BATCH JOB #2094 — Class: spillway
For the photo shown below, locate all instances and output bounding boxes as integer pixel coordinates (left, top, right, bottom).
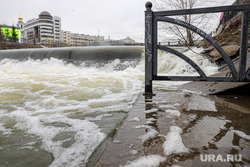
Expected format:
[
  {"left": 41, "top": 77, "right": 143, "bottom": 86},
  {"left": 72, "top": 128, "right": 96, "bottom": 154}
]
[{"left": 0, "top": 46, "right": 144, "bottom": 62}]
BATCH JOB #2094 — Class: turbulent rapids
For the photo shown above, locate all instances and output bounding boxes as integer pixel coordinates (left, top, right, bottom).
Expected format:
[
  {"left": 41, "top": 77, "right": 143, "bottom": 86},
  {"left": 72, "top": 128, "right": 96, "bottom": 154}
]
[{"left": 0, "top": 46, "right": 219, "bottom": 167}]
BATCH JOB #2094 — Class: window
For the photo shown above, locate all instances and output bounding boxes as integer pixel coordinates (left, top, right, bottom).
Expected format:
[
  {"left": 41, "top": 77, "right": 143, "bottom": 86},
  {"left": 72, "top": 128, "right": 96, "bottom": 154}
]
[
  {"left": 41, "top": 28, "right": 52, "bottom": 31},
  {"left": 39, "top": 20, "right": 54, "bottom": 24}
]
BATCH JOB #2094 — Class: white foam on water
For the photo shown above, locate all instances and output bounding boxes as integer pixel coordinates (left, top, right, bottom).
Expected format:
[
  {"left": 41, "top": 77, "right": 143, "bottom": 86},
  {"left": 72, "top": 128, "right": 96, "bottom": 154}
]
[
  {"left": 144, "top": 108, "right": 158, "bottom": 114},
  {"left": 159, "top": 104, "right": 177, "bottom": 110},
  {"left": 165, "top": 109, "right": 181, "bottom": 117},
  {"left": 8, "top": 109, "right": 106, "bottom": 167},
  {"left": 139, "top": 128, "right": 159, "bottom": 142},
  {"left": 189, "top": 114, "right": 197, "bottom": 120},
  {"left": 121, "top": 154, "right": 166, "bottom": 167},
  {"left": 225, "top": 119, "right": 232, "bottom": 123},
  {"left": 146, "top": 118, "right": 156, "bottom": 124},
  {"left": 133, "top": 125, "right": 152, "bottom": 129},
  {"left": 163, "top": 126, "right": 189, "bottom": 156},
  {"left": 232, "top": 130, "right": 250, "bottom": 140},
  {"left": 157, "top": 48, "right": 218, "bottom": 76},
  {"left": 0, "top": 122, "right": 12, "bottom": 135},
  {"left": 154, "top": 48, "right": 218, "bottom": 91},
  {"left": 186, "top": 94, "right": 217, "bottom": 112},
  {"left": 130, "top": 150, "right": 139, "bottom": 155},
  {"left": 86, "top": 113, "right": 113, "bottom": 121},
  {"left": 0, "top": 47, "right": 219, "bottom": 166},
  {"left": 174, "top": 103, "right": 181, "bottom": 107},
  {"left": 0, "top": 58, "right": 144, "bottom": 166},
  {"left": 128, "top": 117, "right": 141, "bottom": 122}
]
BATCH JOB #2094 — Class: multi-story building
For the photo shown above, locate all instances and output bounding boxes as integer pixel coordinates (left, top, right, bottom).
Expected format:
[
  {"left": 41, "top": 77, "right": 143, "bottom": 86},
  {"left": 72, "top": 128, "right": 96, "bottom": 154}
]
[
  {"left": 109, "top": 37, "right": 136, "bottom": 46},
  {"left": 21, "top": 11, "right": 61, "bottom": 44},
  {"left": 61, "top": 30, "right": 104, "bottom": 46},
  {"left": 122, "top": 37, "right": 135, "bottom": 45},
  {"left": 0, "top": 25, "right": 21, "bottom": 42}
]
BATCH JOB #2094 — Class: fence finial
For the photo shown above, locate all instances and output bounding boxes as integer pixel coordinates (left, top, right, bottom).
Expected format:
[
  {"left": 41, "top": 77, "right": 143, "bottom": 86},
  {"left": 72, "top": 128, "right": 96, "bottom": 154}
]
[{"left": 145, "top": 2, "right": 152, "bottom": 11}]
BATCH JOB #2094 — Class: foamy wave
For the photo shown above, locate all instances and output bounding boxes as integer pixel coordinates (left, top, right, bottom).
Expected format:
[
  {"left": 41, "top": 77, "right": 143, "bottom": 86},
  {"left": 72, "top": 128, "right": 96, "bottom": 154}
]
[
  {"left": 157, "top": 47, "right": 218, "bottom": 76},
  {"left": 0, "top": 48, "right": 219, "bottom": 166}
]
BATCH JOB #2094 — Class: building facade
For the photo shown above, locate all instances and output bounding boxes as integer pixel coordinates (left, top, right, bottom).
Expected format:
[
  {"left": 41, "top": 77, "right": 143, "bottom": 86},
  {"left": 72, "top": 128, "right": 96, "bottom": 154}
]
[
  {"left": 109, "top": 37, "right": 136, "bottom": 46},
  {"left": 17, "top": 15, "right": 24, "bottom": 30},
  {"left": 122, "top": 36, "right": 135, "bottom": 45},
  {"left": 21, "top": 11, "right": 61, "bottom": 44},
  {"left": 0, "top": 25, "right": 21, "bottom": 42},
  {"left": 61, "top": 30, "right": 104, "bottom": 46}
]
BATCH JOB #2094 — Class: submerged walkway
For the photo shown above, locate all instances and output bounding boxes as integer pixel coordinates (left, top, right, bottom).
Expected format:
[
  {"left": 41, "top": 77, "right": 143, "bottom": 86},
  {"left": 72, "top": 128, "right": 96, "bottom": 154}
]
[
  {"left": 94, "top": 54, "right": 250, "bottom": 166},
  {"left": 94, "top": 90, "right": 250, "bottom": 167}
]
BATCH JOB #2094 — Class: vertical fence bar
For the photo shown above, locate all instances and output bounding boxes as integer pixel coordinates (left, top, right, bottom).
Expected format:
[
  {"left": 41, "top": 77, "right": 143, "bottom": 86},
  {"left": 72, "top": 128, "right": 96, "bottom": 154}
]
[
  {"left": 153, "top": 15, "right": 158, "bottom": 78},
  {"left": 145, "top": 2, "right": 154, "bottom": 94},
  {"left": 238, "top": 10, "right": 249, "bottom": 81}
]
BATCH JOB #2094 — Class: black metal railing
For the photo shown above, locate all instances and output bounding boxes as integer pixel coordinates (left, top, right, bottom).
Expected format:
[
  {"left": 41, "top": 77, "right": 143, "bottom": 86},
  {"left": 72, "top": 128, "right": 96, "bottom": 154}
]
[
  {"left": 144, "top": 2, "right": 250, "bottom": 94},
  {"left": 220, "top": 0, "right": 245, "bottom": 24}
]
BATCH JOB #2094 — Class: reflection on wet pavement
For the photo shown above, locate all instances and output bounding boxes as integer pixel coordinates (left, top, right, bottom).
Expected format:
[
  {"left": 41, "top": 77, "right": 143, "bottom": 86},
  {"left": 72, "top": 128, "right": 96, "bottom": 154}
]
[{"left": 95, "top": 90, "right": 250, "bottom": 167}]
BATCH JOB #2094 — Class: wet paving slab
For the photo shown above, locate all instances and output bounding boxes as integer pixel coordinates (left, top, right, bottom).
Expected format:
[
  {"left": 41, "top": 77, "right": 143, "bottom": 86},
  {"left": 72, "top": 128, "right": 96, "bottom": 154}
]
[{"left": 94, "top": 90, "right": 250, "bottom": 167}]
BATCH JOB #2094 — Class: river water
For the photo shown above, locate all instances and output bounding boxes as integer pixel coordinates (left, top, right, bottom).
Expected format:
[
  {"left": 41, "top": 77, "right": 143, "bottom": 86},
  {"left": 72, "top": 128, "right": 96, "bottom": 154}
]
[{"left": 0, "top": 47, "right": 232, "bottom": 167}]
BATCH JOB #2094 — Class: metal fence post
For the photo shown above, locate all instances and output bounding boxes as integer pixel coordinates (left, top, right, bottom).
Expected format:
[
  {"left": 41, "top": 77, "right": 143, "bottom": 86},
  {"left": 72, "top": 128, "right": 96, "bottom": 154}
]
[
  {"left": 238, "top": 10, "right": 249, "bottom": 81},
  {"left": 153, "top": 12, "right": 158, "bottom": 78},
  {"left": 145, "top": 2, "right": 154, "bottom": 94}
]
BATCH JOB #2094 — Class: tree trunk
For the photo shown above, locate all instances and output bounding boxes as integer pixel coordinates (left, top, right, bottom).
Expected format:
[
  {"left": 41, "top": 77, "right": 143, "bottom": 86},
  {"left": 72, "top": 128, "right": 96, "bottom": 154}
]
[{"left": 186, "top": 29, "right": 195, "bottom": 46}]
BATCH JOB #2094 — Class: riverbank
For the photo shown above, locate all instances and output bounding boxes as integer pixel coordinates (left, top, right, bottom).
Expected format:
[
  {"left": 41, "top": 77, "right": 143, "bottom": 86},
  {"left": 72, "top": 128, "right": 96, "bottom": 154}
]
[
  {"left": 202, "top": 0, "right": 250, "bottom": 63},
  {"left": 0, "top": 41, "right": 42, "bottom": 50}
]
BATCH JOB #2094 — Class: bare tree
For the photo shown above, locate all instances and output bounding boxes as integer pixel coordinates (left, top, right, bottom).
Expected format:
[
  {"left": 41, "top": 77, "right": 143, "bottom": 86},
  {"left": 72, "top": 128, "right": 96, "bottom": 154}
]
[
  {"left": 152, "top": 0, "right": 224, "bottom": 46},
  {"left": 11, "top": 26, "right": 18, "bottom": 43},
  {"left": 0, "top": 25, "right": 3, "bottom": 44},
  {"left": 0, "top": 26, "right": 3, "bottom": 49}
]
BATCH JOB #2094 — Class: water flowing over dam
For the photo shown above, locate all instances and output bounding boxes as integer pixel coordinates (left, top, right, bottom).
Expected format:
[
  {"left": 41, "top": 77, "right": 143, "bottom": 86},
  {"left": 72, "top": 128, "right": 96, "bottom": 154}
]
[
  {"left": 2, "top": 46, "right": 248, "bottom": 167},
  {"left": 0, "top": 46, "right": 144, "bottom": 63}
]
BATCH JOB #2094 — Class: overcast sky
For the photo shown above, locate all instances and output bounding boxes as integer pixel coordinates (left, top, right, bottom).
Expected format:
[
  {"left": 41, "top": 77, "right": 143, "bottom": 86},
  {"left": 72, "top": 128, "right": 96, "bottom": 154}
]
[{"left": 0, "top": 0, "right": 236, "bottom": 42}]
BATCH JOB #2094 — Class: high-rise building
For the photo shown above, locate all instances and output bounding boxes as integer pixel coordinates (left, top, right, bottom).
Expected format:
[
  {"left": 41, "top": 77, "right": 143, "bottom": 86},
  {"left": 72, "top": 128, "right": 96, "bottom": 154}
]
[{"left": 21, "top": 11, "right": 61, "bottom": 44}]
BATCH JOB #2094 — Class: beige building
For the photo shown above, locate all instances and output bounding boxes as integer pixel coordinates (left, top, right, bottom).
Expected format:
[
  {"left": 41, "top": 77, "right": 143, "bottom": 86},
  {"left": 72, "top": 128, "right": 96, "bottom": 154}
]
[
  {"left": 122, "top": 36, "right": 135, "bottom": 44},
  {"left": 109, "top": 36, "right": 136, "bottom": 45},
  {"left": 61, "top": 30, "right": 104, "bottom": 46}
]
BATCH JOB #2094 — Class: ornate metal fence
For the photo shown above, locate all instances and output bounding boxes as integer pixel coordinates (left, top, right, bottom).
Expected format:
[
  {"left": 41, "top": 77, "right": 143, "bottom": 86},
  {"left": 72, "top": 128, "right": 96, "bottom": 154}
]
[{"left": 144, "top": 2, "right": 250, "bottom": 94}]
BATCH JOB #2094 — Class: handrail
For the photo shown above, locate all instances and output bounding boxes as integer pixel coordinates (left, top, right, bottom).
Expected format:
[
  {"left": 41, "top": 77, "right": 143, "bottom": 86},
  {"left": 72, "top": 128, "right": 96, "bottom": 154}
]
[
  {"left": 144, "top": 2, "right": 250, "bottom": 94},
  {"left": 154, "top": 4, "right": 250, "bottom": 16}
]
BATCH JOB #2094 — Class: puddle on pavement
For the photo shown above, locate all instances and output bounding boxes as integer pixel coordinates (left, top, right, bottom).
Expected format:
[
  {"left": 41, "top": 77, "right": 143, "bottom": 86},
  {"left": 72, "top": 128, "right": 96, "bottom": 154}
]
[
  {"left": 138, "top": 92, "right": 250, "bottom": 167},
  {"left": 94, "top": 90, "right": 250, "bottom": 167}
]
